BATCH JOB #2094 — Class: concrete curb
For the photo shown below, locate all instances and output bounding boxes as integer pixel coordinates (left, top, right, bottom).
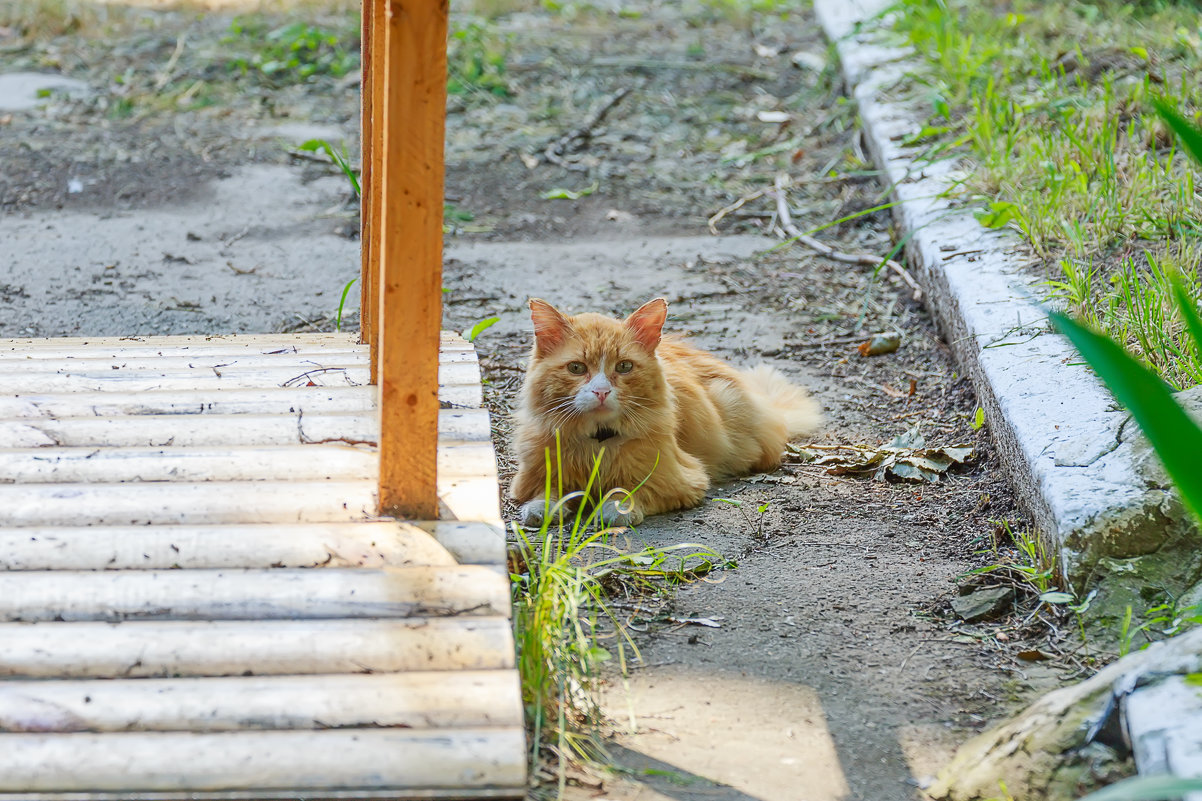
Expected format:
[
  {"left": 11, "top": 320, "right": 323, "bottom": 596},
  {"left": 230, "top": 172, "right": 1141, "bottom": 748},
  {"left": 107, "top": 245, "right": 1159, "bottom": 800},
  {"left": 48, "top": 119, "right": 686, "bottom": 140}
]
[{"left": 812, "top": 0, "right": 1201, "bottom": 621}]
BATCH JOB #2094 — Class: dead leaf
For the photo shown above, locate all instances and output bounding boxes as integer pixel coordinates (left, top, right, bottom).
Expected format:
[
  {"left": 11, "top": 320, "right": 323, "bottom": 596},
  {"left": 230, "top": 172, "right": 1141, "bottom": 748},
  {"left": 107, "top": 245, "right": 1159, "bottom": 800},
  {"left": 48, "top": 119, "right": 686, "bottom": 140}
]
[
  {"left": 857, "top": 331, "right": 901, "bottom": 357},
  {"left": 888, "top": 426, "right": 924, "bottom": 449},
  {"left": 814, "top": 426, "right": 974, "bottom": 482},
  {"left": 668, "top": 616, "right": 723, "bottom": 628},
  {"left": 785, "top": 443, "right": 817, "bottom": 463},
  {"left": 1017, "top": 649, "right": 1052, "bottom": 662}
]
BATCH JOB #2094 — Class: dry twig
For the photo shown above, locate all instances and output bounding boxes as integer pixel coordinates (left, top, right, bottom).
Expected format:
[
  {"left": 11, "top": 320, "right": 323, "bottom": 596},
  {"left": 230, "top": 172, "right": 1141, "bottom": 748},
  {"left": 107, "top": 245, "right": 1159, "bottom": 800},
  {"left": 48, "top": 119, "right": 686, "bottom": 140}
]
[
  {"left": 153, "top": 34, "right": 186, "bottom": 90},
  {"left": 770, "top": 175, "right": 924, "bottom": 301},
  {"left": 543, "top": 86, "right": 632, "bottom": 168},
  {"left": 707, "top": 188, "right": 768, "bottom": 234}
]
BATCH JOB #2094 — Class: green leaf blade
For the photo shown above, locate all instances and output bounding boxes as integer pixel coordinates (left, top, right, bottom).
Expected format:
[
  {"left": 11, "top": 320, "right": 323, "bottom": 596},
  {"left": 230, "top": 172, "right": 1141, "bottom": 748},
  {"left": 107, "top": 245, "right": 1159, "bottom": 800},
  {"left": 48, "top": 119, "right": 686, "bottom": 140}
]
[
  {"left": 1078, "top": 774, "right": 1202, "bottom": 801},
  {"left": 463, "top": 316, "right": 499, "bottom": 343},
  {"left": 1170, "top": 274, "right": 1202, "bottom": 362},
  {"left": 1154, "top": 98, "right": 1202, "bottom": 170},
  {"left": 334, "top": 277, "right": 358, "bottom": 333},
  {"left": 973, "top": 200, "right": 1019, "bottom": 229},
  {"left": 1051, "top": 311, "right": 1202, "bottom": 524}
]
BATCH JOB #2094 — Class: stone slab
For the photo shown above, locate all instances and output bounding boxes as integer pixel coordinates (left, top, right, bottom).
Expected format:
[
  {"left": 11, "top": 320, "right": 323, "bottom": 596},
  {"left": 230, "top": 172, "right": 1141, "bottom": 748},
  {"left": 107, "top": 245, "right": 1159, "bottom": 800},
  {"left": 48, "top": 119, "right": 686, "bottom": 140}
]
[
  {"left": 928, "top": 626, "right": 1202, "bottom": 800},
  {"left": 1125, "top": 674, "right": 1202, "bottom": 793},
  {"left": 813, "top": 0, "right": 1202, "bottom": 623}
]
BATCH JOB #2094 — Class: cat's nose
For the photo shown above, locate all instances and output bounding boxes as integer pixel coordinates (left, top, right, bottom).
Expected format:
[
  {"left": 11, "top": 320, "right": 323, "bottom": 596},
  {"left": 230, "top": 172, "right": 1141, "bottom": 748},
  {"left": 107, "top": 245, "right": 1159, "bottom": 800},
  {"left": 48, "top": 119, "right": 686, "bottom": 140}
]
[{"left": 593, "top": 389, "right": 610, "bottom": 404}]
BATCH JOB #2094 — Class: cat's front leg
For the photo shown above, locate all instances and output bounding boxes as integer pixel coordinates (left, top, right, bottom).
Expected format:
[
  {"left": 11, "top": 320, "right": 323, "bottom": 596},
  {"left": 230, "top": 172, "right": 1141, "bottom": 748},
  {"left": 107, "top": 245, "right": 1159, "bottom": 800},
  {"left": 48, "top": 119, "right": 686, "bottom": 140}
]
[
  {"left": 520, "top": 495, "right": 639, "bottom": 528},
  {"left": 518, "top": 497, "right": 551, "bottom": 529},
  {"left": 599, "top": 497, "right": 644, "bottom": 527},
  {"left": 517, "top": 496, "right": 582, "bottom": 529}
]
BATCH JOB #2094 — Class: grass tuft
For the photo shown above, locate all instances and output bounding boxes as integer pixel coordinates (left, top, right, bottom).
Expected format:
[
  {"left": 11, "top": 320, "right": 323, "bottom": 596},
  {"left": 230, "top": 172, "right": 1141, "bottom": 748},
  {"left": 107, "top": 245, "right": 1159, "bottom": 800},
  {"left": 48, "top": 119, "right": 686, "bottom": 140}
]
[
  {"left": 0, "top": 0, "right": 130, "bottom": 40},
  {"left": 885, "top": 0, "right": 1202, "bottom": 388},
  {"left": 509, "top": 447, "right": 732, "bottom": 791}
]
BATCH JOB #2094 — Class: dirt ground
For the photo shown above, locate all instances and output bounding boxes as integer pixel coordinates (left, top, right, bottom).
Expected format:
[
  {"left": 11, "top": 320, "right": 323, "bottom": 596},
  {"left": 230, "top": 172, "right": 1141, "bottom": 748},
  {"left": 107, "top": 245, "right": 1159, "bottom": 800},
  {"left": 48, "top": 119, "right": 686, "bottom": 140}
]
[{"left": 0, "top": 1, "right": 1081, "bottom": 799}]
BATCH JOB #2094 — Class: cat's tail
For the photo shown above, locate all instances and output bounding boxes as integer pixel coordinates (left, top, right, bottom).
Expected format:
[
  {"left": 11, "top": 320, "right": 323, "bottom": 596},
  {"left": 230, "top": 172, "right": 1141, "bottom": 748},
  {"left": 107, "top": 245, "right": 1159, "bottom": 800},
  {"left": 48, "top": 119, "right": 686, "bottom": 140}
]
[{"left": 742, "top": 364, "right": 822, "bottom": 437}]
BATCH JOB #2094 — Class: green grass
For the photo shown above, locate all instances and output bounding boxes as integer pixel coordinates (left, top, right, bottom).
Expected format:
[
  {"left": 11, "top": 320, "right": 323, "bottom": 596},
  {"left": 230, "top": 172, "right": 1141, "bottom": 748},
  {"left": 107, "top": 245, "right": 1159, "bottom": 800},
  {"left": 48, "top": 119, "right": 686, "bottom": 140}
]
[
  {"left": 692, "top": 0, "right": 803, "bottom": 25},
  {"left": 884, "top": 0, "right": 1202, "bottom": 388},
  {"left": 447, "top": 19, "right": 514, "bottom": 100},
  {"left": 966, "top": 519, "right": 1061, "bottom": 599},
  {"left": 1116, "top": 598, "right": 1202, "bottom": 656},
  {"left": 224, "top": 16, "right": 359, "bottom": 84},
  {"left": 0, "top": 0, "right": 132, "bottom": 40},
  {"left": 510, "top": 448, "right": 732, "bottom": 792}
]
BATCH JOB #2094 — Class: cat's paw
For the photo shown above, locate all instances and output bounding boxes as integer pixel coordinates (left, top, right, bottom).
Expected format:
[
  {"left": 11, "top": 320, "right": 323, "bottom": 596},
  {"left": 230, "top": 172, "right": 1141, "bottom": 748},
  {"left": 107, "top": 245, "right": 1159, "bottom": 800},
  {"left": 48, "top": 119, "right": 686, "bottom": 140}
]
[
  {"left": 518, "top": 499, "right": 548, "bottom": 529},
  {"left": 600, "top": 499, "right": 644, "bottom": 527}
]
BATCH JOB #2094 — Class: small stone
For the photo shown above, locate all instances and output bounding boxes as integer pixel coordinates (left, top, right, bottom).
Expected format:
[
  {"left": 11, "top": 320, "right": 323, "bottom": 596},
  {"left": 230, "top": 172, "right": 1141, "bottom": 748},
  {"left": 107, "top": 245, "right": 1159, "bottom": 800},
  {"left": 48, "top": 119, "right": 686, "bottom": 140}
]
[
  {"left": 951, "top": 586, "right": 1015, "bottom": 623},
  {"left": 791, "top": 51, "right": 827, "bottom": 72}
]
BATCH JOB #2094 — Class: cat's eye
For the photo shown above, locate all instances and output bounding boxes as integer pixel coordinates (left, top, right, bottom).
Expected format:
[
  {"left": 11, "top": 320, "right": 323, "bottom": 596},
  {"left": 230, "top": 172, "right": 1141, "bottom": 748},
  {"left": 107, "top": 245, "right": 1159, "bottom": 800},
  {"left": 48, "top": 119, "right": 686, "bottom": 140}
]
[
  {"left": 566, "top": 361, "right": 587, "bottom": 375},
  {"left": 615, "top": 360, "right": 634, "bottom": 374}
]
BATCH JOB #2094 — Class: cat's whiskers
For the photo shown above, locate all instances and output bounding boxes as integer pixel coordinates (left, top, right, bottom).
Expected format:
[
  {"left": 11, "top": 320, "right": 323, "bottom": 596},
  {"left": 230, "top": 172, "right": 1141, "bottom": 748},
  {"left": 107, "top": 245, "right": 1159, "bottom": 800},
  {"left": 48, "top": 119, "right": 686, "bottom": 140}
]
[
  {"left": 540, "top": 397, "right": 587, "bottom": 435},
  {"left": 611, "top": 396, "right": 664, "bottom": 435}
]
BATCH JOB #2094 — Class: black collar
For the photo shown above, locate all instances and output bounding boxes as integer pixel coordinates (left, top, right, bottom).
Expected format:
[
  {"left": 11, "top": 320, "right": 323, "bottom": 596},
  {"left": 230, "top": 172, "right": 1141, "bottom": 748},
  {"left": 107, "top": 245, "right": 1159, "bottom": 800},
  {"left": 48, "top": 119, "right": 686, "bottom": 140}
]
[{"left": 591, "top": 426, "right": 619, "bottom": 442}]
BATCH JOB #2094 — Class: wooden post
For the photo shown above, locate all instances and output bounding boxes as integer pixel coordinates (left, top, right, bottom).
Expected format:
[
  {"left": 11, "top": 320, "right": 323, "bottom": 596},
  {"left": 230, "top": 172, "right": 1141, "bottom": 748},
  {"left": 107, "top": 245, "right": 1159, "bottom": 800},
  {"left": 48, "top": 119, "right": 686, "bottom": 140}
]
[
  {"left": 375, "top": 0, "right": 447, "bottom": 520},
  {"left": 361, "top": 0, "right": 386, "bottom": 385},
  {"left": 358, "top": 0, "right": 374, "bottom": 351}
]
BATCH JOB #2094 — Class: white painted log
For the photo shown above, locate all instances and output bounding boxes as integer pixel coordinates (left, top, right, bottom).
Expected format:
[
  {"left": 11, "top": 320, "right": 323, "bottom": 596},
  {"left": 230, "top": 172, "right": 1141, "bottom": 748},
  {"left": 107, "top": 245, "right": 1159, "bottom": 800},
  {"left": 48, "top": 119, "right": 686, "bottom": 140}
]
[
  {"left": 440, "top": 409, "right": 494, "bottom": 441},
  {"left": 0, "top": 413, "right": 374, "bottom": 448},
  {"left": 0, "top": 361, "right": 480, "bottom": 393},
  {"left": 416, "top": 521, "right": 507, "bottom": 566},
  {"left": 0, "top": 728, "right": 525, "bottom": 792},
  {"left": 0, "top": 445, "right": 377, "bottom": 483},
  {"left": 0, "top": 409, "right": 490, "bottom": 452},
  {"left": 0, "top": 566, "right": 509, "bottom": 622},
  {"left": 445, "top": 378, "right": 484, "bottom": 409},
  {"left": 0, "top": 522, "right": 461, "bottom": 570},
  {"left": 0, "top": 386, "right": 377, "bottom": 419},
  {"left": 0, "top": 481, "right": 378, "bottom": 526},
  {"left": 438, "top": 442, "right": 504, "bottom": 525},
  {"left": 0, "top": 411, "right": 488, "bottom": 459},
  {"left": 0, "top": 353, "right": 366, "bottom": 372},
  {"left": 0, "top": 365, "right": 480, "bottom": 406},
  {"left": 0, "top": 464, "right": 498, "bottom": 526},
  {"left": 0, "top": 618, "right": 515, "bottom": 677},
  {"left": 0, "top": 364, "right": 371, "bottom": 391},
  {"left": 0, "top": 332, "right": 361, "bottom": 355},
  {"left": 0, "top": 330, "right": 470, "bottom": 356},
  {"left": 0, "top": 671, "right": 522, "bottom": 732},
  {"left": 0, "top": 348, "right": 479, "bottom": 371},
  {"left": 0, "top": 791, "right": 520, "bottom": 800}
]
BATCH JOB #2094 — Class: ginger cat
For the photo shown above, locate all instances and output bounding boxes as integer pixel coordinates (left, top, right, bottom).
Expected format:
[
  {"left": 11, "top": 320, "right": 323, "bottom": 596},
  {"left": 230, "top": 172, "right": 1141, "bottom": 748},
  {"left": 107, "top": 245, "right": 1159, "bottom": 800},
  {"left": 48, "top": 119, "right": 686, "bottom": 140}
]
[{"left": 510, "top": 297, "right": 821, "bottom": 527}]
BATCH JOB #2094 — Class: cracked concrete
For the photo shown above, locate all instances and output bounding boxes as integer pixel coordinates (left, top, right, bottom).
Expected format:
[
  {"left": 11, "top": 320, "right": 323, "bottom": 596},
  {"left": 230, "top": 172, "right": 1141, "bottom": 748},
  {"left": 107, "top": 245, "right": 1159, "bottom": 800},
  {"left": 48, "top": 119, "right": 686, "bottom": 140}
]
[{"left": 814, "top": 0, "right": 1202, "bottom": 624}]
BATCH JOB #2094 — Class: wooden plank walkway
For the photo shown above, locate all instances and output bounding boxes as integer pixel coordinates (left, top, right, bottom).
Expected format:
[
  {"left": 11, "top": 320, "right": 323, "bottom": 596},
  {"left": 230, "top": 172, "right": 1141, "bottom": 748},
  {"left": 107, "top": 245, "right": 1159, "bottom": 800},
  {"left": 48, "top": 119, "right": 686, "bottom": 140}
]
[{"left": 0, "top": 331, "right": 525, "bottom": 800}]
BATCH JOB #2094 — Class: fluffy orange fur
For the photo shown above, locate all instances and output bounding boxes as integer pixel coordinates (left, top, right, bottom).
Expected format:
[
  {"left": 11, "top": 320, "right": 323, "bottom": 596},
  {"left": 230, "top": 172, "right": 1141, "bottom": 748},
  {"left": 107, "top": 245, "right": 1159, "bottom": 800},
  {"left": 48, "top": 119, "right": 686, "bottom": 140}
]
[{"left": 511, "top": 297, "right": 821, "bottom": 526}]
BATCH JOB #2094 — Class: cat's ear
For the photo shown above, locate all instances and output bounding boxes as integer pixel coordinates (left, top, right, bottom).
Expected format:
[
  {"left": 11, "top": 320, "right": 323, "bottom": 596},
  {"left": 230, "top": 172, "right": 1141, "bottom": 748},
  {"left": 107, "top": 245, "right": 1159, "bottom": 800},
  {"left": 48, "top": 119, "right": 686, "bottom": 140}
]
[
  {"left": 529, "top": 298, "right": 572, "bottom": 355},
  {"left": 624, "top": 298, "right": 668, "bottom": 352}
]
